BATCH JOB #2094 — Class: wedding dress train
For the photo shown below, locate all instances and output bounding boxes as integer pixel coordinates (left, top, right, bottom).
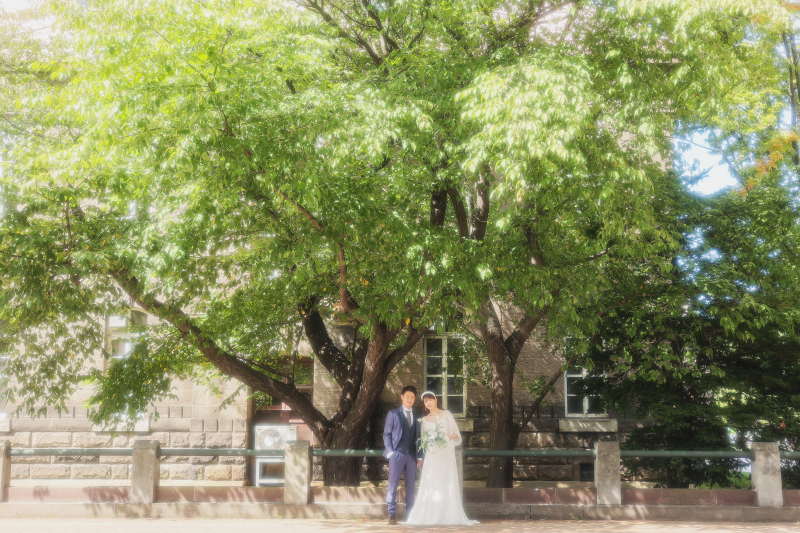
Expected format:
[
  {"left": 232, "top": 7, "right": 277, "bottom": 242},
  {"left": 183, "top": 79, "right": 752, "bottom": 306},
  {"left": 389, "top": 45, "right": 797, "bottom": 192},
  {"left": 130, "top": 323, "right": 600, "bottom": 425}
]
[{"left": 404, "top": 410, "right": 479, "bottom": 526}]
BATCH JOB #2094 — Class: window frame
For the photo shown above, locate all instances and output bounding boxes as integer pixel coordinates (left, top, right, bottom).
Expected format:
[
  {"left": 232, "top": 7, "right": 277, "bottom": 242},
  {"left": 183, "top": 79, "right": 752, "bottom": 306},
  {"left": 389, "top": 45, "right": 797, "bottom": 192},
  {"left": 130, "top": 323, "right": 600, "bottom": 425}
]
[
  {"left": 564, "top": 368, "right": 605, "bottom": 418},
  {"left": 422, "top": 334, "right": 467, "bottom": 417},
  {"left": 104, "top": 308, "right": 149, "bottom": 370}
]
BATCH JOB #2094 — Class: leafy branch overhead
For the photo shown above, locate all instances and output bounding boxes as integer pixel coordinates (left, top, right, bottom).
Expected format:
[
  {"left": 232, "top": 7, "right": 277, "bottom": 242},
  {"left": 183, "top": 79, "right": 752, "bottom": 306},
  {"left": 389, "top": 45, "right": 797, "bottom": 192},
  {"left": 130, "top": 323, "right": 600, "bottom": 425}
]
[{"left": 1, "top": 0, "right": 797, "bottom": 489}]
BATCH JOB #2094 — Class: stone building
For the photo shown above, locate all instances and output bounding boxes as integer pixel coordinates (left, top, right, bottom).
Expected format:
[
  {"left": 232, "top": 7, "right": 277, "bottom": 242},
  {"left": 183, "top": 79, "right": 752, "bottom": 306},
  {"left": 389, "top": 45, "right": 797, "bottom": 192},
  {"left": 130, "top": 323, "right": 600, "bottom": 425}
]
[
  {"left": 0, "top": 304, "right": 253, "bottom": 486},
  {"left": 0, "top": 302, "right": 639, "bottom": 487},
  {"left": 314, "top": 319, "right": 642, "bottom": 485}
]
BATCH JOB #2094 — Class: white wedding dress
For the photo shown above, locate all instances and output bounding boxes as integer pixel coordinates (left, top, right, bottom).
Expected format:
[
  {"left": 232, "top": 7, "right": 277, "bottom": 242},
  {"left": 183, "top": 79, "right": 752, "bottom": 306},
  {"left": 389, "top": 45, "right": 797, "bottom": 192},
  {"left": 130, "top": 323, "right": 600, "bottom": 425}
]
[{"left": 404, "top": 410, "right": 479, "bottom": 526}]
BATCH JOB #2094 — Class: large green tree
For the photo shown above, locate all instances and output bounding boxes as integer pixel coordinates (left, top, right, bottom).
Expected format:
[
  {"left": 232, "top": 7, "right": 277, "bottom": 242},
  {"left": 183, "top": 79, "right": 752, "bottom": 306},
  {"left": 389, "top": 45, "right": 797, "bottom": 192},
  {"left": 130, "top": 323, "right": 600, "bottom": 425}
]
[
  {"left": 578, "top": 179, "right": 800, "bottom": 487},
  {"left": 0, "top": 0, "right": 452, "bottom": 486},
  {"left": 0, "top": 0, "right": 792, "bottom": 489},
  {"left": 576, "top": 7, "right": 800, "bottom": 487}
]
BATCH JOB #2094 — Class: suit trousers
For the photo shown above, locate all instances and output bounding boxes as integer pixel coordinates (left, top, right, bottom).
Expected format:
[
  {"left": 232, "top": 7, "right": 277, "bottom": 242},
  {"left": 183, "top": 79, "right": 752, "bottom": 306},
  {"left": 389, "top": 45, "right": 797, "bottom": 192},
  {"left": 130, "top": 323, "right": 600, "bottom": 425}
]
[{"left": 386, "top": 450, "right": 417, "bottom": 517}]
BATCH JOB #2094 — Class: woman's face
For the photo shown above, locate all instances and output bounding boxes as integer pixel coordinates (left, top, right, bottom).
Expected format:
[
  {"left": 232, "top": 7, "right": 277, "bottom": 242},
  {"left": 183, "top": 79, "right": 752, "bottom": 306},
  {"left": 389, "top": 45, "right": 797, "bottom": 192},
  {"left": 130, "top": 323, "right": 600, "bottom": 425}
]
[{"left": 423, "top": 396, "right": 436, "bottom": 410}]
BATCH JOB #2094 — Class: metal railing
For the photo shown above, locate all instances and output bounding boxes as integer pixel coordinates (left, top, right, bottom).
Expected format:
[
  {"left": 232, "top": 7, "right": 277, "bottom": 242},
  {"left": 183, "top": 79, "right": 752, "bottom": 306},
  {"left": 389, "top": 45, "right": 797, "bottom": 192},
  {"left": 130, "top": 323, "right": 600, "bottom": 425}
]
[
  {"left": 11, "top": 448, "right": 134, "bottom": 456},
  {"left": 7, "top": 447, "right": 800, "bottom": 460}
]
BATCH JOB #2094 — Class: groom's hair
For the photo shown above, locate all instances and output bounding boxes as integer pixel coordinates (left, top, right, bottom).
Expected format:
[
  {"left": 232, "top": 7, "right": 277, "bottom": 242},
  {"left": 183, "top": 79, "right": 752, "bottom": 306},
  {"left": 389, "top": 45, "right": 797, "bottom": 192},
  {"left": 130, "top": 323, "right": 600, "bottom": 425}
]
[{"left": 401, "top": 385, "right": 417, "bottom": 397}]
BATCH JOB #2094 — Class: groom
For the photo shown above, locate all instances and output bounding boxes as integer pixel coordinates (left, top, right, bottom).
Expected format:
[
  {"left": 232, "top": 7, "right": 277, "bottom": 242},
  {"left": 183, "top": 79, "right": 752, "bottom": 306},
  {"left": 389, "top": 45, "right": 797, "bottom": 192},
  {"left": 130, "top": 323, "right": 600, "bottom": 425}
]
[{"left": 383, "top": 385, "right": 422, "bottom": 525}]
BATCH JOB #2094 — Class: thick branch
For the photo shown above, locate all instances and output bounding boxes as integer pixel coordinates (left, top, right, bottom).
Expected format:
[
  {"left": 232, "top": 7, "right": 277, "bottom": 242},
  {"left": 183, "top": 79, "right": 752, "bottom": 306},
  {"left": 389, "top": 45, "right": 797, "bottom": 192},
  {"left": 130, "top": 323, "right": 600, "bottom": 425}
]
[
  {"left": 515, "top": 348, "right": 582, "bottom": 434},
  {"left": 470, "top": 166, "right": 491, "bottom": 241},
  {"left": 358, "top": 0, "right": 400, "bottom": 52},
  {"left": 279, "top": 190, "right": 358, "bottom": 313},
  {"left": 784, "top": 33, "right": 800, "bottom": 170},
  {"left": 300, "top": 0, "right": 384, "bottom": 66},
  {"left": 525, "top": 223, "right": 546, "bottom": 268},
  {"left": 331, "top": 338, "right": 369, "bottom": 425},
  {"left": 109, "top": 268, "right": 331, "bottom": 435},
  {"left": 447, "top": 186, "right": 469, "bottom": 238},
  {"left": 480, "top": 299, "right": 505, "bottom": 348},
  {"left": 382, "top": 327, "right": 427, "bottom": 380},
  {"left": 430, "top": 189, "right": 448, "bottom": 227},
  {"left": 504, "top": 307, "right": 550, "bottom": 362},
  {"left": 299, "top": 304, "right": 351, "bottom": 387}
]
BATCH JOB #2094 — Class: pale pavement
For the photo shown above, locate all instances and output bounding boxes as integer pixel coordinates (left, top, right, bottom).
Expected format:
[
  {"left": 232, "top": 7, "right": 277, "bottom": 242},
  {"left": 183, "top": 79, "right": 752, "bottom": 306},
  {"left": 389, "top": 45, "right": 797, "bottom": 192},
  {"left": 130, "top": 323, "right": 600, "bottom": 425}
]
[{"left": 0, "top": 519, "right": 798, "bottom": 532}]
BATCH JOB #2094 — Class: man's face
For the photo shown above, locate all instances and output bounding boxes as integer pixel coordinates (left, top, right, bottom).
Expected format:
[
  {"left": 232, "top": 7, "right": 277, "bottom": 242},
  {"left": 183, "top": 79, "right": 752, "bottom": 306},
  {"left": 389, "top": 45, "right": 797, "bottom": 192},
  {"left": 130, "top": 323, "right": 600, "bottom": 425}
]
[{"left": 400, "top": 391, "right": 416, "bottom": 409}]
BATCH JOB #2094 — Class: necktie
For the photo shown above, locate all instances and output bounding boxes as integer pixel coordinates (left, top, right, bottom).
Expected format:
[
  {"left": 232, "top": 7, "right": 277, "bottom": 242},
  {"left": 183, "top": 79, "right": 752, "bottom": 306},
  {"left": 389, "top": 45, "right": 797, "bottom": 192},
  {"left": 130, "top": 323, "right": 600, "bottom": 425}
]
[{"left": 406, "top": 410, "right": 412, "bottom": 427}]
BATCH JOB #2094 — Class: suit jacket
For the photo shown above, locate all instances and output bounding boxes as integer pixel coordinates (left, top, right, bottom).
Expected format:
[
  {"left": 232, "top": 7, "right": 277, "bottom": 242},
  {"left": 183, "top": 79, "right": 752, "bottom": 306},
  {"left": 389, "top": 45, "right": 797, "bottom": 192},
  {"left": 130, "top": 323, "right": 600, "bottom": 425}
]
[{"left": 383, "top": 407, "right": 422, "bottom": 460}]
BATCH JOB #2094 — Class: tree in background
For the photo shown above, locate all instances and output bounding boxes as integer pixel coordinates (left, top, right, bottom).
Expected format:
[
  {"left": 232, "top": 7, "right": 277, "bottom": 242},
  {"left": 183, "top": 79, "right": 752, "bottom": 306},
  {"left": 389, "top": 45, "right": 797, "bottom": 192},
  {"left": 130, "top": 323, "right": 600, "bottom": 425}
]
[
  {"left": 1, "top": 0, "right": 795, "bottom": 490},
  {"left": 578, "top": 28, "right": 800, "bottom": 483},
  {"left": 0, "top": 0, "right": 455, "bottom": 486}
]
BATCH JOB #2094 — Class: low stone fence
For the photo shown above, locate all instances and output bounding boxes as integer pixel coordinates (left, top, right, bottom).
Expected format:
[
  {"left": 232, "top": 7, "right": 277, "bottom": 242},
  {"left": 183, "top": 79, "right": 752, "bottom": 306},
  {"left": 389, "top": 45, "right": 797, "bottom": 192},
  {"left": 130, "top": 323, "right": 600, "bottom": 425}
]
[{"left": 2, "top": 440, "right": 799, "bottom": 521}]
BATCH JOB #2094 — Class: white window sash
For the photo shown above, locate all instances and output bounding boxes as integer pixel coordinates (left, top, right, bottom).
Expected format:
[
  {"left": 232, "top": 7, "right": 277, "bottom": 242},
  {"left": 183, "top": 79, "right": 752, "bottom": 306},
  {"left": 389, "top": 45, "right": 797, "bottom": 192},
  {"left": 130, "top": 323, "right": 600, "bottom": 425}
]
[{"left": 423, "top": 335, "right": 467, "bottom": 416}]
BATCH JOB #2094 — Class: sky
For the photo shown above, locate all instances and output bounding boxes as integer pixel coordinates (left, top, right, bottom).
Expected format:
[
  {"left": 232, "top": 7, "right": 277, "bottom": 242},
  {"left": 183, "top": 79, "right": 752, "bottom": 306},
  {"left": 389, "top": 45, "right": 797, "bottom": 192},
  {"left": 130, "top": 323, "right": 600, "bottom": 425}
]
[{"left": 681, "top": 136, "right": 739, "bottom": 196}]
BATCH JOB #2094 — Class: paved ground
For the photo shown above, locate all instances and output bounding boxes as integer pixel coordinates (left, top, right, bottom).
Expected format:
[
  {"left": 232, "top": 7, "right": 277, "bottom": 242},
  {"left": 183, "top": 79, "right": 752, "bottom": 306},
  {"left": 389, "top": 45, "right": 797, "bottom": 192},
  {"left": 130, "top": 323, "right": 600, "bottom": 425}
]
[{"left": 0, "top": 519, "right": 798, "bottom": 532}]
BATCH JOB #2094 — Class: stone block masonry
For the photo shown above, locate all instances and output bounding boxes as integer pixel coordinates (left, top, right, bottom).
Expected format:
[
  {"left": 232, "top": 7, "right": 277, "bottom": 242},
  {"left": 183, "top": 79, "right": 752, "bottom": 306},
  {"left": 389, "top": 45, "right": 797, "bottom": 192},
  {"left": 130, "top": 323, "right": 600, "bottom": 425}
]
[{"left": 0, "top": 377, "right": 252, "bottom": 484}]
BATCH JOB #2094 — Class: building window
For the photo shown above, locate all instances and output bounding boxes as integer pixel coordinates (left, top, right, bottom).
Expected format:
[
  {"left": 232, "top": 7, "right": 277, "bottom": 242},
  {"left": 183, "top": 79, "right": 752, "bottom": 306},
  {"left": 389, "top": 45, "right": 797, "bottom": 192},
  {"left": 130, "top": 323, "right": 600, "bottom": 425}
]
[
  {"left": 106, "top": 309, "right": 148, "bottom": 361},
  {"left": 423, "top": 336, "right": 466, "bottom": 416},
  {"left": 564, "top": 368, "right": 603, "bottom": 417}
]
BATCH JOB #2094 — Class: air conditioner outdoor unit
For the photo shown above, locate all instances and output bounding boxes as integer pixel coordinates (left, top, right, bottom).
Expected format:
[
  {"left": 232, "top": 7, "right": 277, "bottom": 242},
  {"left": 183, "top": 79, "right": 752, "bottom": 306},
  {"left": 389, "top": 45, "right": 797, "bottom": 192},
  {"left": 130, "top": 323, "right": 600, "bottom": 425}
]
[{"left": 253, "top": 424, "right": 297, "bottom": 486}]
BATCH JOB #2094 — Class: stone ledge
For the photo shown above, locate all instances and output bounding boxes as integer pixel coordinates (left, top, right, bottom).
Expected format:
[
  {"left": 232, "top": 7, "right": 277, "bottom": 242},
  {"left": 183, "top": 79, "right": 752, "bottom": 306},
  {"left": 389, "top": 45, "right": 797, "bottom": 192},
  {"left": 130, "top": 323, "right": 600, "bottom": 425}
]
[
  {"left": 92, "top": 420, "right": 150, "bottom": 433},
  {"left": 559, "top": 419, "right": 618, "bottom": 432}
]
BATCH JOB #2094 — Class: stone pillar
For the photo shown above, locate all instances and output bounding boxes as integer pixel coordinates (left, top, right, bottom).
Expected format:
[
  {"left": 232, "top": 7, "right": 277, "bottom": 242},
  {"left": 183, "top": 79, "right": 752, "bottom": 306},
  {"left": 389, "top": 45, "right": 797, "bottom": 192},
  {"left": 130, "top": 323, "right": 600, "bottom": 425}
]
[
  {"left": 594, "top": 440, "right": 621, "bottom": 505},
  {"left": 284, "top": 441, "right": 311, "bottom": 505},
  {"left": 752, "top": 442, "right": 783, "bottom": 507},
  {"left": 0, "top": 440, "right": 10, "bottom": 503},
  {"left": 131, "top": 440, "right": 160, "bottom": 504}
]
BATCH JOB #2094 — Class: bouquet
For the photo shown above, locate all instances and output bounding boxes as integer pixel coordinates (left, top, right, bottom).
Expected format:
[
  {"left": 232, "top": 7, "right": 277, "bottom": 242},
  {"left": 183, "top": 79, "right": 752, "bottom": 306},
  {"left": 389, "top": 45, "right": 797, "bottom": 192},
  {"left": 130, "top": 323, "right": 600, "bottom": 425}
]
[{"left": 417, "top": 421, "right": 448, "bottom": 454}]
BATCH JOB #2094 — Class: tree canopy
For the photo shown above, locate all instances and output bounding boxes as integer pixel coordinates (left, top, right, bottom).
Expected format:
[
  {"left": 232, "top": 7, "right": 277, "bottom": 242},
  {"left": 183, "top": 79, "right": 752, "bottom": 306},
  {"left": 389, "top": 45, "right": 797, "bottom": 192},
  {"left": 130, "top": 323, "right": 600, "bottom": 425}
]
[{"left": 0, "top": 0, "right": 797, "bottom": 488}]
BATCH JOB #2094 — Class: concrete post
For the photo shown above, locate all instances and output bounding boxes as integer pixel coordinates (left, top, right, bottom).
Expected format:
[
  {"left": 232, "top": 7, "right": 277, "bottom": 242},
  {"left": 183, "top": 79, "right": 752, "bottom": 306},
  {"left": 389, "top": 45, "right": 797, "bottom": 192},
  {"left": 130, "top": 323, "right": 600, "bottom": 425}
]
[
  {"left": 284, "top": 441, "right": 311, "bottom": 504},
  {"left": 0, "top": 440, "right": 10, "bottom": 502},
  {"left": 594, "top": 440, "right": 621, "bottom": 505},
  {"left": 130, "top": 440, "right": 160, "bottom": 504},
  {"left": 752, "top": 442, "right": 783, "bottom": 507}
]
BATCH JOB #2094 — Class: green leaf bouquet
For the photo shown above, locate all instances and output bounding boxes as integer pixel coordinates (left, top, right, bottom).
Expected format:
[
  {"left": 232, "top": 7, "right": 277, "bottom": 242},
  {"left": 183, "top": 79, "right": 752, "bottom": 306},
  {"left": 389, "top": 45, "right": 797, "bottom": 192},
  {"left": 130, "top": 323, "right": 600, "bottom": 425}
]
[{"left": 417, "top": 421, "right": 448, "bottom": 454}]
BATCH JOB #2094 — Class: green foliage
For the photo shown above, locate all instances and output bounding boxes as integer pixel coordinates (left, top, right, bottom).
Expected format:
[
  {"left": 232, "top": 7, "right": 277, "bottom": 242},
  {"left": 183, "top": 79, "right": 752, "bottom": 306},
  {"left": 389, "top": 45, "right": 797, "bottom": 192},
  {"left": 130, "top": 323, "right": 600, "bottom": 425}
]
[
  {"left": 1, "top": 0, "right": 796, "bottom": 439},
  {"left": 577, "top": 180, "right": 800, "bottom": 487}
]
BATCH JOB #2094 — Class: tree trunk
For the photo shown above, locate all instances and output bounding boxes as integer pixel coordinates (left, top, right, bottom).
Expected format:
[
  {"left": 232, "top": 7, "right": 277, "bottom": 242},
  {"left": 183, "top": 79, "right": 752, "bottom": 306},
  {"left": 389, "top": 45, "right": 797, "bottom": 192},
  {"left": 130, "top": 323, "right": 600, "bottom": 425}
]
[
  {"left": 321, "top": 426, "right": 370, "bottom": 486},
  {"left": 485, "top": 336, "right": 516, "bottom": 488},
  {"left": 318, "top": 324, "right": 396, "bottom": 486}
]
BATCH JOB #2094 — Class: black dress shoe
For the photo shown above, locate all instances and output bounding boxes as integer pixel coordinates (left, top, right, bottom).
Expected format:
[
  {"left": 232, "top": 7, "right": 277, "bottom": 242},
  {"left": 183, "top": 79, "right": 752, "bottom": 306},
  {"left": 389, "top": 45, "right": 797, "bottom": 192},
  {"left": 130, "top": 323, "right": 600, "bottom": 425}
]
[{"left": 388, "top": 516, "right": 398, "bottom": 525}]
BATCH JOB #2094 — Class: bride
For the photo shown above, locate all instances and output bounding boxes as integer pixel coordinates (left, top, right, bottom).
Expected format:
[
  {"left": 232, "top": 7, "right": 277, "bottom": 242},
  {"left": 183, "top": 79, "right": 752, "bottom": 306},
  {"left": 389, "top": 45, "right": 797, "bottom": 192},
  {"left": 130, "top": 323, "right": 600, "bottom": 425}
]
[{"left": 405, "top": 391, "right": 479, "bottom": 526}]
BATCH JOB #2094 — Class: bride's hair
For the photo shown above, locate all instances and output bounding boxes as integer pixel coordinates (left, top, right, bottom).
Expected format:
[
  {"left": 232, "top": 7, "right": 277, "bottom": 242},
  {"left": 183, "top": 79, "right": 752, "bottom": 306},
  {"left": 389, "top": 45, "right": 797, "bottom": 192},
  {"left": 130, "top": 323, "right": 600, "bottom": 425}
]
[{"left": 422, "top": 395, "right": 442, "bottom": 416}]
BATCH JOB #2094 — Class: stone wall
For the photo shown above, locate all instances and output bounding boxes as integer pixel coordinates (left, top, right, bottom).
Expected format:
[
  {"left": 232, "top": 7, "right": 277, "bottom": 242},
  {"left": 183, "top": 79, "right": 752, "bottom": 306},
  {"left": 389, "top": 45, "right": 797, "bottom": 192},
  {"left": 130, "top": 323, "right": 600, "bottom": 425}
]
[{"left": 0, "top": 378, "right": 250, "bottom": 484}]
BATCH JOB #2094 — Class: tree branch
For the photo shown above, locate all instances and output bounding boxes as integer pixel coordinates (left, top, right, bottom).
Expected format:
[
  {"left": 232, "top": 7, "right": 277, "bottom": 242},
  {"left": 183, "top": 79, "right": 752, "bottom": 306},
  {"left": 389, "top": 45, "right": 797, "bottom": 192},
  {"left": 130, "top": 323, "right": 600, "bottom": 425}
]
[
  {"left": 109, "top": 268, "right": 331, "bottom": 435},
  {"left": 299, "top": 0, "right": 384, "bottom": 66},
  {"left": 504, "top": 307, "right": 550, "bottom": 362},
  {"left": 430, "top": 189, "right": 448, "bottom": 227},
  {"left": 515, "top": 347, "right": 582, "bottom": 434},
  {"left": 525, "top": 222, "right": 546, "bottom": 268},
  {"left": 331, "top": 337, "right": 369, "bottom": 425},
  {"left": 470, "top": 166, "right": 491, "bottom": 241},
  {"left": 447, "top": 186, "right": 469, "bottom": 238},
  {"left": 299, "top": 302, "right": 351, "bottom": 387},
  {"left": 382, "top": 327, "right": 427, "bottom": 380},
  {"left": 278, "top": 189, "right": 358, "bottom": 313}
]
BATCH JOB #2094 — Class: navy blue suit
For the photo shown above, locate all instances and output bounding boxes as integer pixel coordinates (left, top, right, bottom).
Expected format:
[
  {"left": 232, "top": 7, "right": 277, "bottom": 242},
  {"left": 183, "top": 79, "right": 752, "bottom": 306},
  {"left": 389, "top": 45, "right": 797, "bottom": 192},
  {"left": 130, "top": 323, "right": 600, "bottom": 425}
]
[{"left": 383, "top": 407, "right": 420, "bottom": 517}]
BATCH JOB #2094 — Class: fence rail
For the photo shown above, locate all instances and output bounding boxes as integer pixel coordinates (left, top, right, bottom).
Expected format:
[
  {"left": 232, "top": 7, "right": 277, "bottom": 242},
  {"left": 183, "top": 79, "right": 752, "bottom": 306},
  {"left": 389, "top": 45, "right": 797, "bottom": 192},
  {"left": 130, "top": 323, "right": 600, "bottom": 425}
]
[
  {"left": 10, "top": 448, "right": 134, "bottom": 456},
  {"left": 6, "top": 447, "right": 800, "bottom": 459},
  {"left": 0, "top": 440, "right": 794, "bottom": 508}
]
